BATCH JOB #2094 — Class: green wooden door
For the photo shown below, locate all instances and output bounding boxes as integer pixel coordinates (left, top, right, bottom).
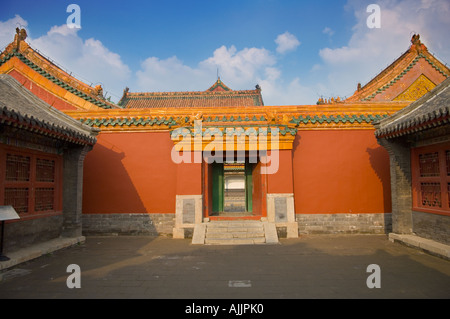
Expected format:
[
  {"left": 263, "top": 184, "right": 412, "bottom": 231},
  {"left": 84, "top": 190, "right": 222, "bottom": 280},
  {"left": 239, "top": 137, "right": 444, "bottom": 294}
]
[
  {"left": 212, "top": 162, "right": 224, "bottom": 213},
  {"left": 245, "top": 162, "right": 253, "bottom": 213}
]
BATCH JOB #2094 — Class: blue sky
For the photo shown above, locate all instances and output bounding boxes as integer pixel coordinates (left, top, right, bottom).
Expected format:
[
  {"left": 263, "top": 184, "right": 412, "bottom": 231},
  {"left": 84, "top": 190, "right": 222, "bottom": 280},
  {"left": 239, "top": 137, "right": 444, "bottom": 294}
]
[{"left": 1, "top": 0, "right": 449, "bottom": 105}]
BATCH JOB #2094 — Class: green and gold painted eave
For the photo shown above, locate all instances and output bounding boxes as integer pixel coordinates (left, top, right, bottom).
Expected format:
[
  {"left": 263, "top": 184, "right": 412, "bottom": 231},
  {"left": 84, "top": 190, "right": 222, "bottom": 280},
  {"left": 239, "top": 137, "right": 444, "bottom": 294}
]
[
  {"left": 66, "top": 103, "right": 407, "bottom": 127},
  {"left": 65, "top": 102, "right": 408, "bottom": 150}
]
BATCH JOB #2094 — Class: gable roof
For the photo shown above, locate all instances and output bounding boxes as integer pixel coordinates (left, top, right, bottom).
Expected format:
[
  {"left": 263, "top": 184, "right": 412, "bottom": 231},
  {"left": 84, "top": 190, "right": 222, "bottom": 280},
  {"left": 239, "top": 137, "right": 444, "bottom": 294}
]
[
  {"left": 0, "top": 74, "right": 98, "bottom": 145},
  {"left": 117, "top": 78, "right": 264, "bottom": 109},
  {"left": 374, "top": 76, "right": 450, "bottom": 139},
  {"left": 0, "top": 28, "right": 120, "bottom": 111},
  {"left": 345, "top": 34, "right": 450, "bottom": 103}
]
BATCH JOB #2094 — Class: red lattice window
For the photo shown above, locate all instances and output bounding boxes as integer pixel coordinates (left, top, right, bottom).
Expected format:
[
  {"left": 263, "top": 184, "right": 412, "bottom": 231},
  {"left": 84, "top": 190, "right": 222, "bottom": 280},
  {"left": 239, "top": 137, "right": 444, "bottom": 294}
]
[
  {"left": 420, "top": 182, "right": 441, "bottom": 207},
  {"left": 0, "top": 145, "right": 62, "bottom": 216},
  {"left": 448, "top": 183, "right": 450, "bottom": 208},
  {"left": 4, "top": 188, "right": 29, "bottom": 213},
  {"left": 412, "top": 142, "right": 450, "bottom": 216},
  {"left": 446, "top": 151, "right": 450, "bottom": 176},
  {"left": 36, "top": 159, "right": 55, "bottom": 182},
  {"left": 35, "top": 188, "right": 55, "bottom": 211},
  {"left": 419, "top": 152, "right": 440, "bottom": 177},
  {"left": 6, "top": 154, "right": 30, "bottom": 181}
]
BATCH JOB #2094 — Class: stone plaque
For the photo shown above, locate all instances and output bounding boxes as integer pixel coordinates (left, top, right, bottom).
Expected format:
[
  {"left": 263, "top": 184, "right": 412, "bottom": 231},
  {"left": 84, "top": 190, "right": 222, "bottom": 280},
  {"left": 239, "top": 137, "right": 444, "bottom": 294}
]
[
  {"left": 182, "top": 199, "right": 195, "bottom": 224},
  {"left": 274, "top": 197, "right": 287, "bottom": 222}
]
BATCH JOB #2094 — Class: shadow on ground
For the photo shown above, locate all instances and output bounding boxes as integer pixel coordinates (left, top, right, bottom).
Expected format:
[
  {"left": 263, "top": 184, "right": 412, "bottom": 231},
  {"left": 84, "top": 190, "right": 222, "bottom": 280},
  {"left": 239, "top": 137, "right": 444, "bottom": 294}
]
[{"left": 0, "top": 235, "right": 449, "bottom": 299}]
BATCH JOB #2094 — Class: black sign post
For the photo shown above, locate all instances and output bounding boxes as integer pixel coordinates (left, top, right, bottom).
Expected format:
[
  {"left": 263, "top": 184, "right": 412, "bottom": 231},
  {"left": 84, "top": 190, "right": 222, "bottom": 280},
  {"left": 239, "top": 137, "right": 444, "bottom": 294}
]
[{"left": 0, "top": 206, "right": 20, "bottom": 262}]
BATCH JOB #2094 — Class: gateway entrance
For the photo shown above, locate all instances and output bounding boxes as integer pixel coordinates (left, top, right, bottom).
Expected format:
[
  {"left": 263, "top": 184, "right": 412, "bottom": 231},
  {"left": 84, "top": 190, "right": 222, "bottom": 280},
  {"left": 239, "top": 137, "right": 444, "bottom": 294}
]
[
  {"left": 207, "top": 156, "right": 265, "bottom": 219},
  {"left": 212, "top": 161, "right": 252, "bottom": 215}
]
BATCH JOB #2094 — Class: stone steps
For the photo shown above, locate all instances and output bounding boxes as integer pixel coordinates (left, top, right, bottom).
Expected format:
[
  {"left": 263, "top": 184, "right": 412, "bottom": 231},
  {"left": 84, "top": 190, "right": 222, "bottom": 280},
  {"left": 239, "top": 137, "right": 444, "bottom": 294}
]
[{"left": 193, "top": 220, "right": 278, "bottom": 245}]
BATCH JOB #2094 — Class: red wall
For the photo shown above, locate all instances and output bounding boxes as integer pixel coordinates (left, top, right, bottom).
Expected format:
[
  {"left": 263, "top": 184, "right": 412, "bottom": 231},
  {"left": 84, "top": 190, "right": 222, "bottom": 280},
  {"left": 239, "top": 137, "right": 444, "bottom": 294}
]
[
  {"left": 292, "top": 130, "right": 391, "bottom": 214},
  {"left": 267, "top": 149, "right": 294, "bottom": 194},
  {"left": 176, "top": 152, "right": 202, "bottom": 196},
  {"left": 82, "top": 131, "right": 178, "bottom": 214},
  {"left": 82, "top": 129, "right": 392, "bottom": 216}
]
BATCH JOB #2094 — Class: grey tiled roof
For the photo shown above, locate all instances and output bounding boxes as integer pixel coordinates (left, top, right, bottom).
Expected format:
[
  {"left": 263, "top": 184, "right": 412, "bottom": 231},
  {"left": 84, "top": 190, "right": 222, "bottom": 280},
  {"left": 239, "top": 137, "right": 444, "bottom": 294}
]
[
  {"left": 0, "top": 74, "right": 98, "bottom": 145},
  {"left": 374, "top": 77, "right": 450, "bottom": 139}
]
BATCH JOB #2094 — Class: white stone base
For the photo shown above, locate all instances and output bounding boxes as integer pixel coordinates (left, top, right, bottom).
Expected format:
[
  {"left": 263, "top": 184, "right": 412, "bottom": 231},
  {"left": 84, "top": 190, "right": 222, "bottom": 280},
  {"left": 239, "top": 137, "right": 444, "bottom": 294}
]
[
  {"left": 173, "top": 195, "right": 203, "bottom": 239},
  {"left": 266, "top": 193, "right": 298, "bottom": 238}
]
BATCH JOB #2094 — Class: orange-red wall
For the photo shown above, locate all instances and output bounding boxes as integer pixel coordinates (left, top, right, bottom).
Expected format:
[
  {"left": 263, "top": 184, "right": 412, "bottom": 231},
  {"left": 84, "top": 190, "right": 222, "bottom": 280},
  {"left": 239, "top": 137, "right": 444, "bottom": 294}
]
[
  {"left": 82, "top": 130, "right": 391, "bottom": 216},
  {"left": 82, "top": 131, "right": 178, "bottom": 214},
  {"left": 176, "top": 152, "right": 202, "bottom": 196},
  {"left": 267, "top": 149, "right": 294, "bottom": 194},
  {"left": 292, "top": 130, "right": 391, "bottom": 214}
]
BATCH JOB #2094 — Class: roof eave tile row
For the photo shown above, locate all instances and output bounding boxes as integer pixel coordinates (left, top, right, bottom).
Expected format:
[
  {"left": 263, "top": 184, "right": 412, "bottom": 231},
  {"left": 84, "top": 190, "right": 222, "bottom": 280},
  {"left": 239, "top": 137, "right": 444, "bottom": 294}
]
[
  {"left": 375, "top": 78, "right": 450, "bottom": 139},
  {"left": 0, "top": 105, "right": 97, "bottom": 145},
  {"left": 375, "top": 110, "right": 450, "bottom": 139}
]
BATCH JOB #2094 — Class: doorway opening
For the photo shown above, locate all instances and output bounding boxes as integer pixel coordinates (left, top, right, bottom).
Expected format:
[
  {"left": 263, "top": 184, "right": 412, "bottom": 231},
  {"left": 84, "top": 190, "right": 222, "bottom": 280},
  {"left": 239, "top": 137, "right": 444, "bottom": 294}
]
[{"left": 207, "top": 155, "right": 265, "bottom": 219}]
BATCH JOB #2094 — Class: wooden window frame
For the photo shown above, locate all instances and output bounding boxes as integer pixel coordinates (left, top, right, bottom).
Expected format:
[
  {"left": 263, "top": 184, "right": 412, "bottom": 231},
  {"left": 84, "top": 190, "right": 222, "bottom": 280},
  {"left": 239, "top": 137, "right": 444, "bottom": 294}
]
[
  {"left": 412, "top": 141, "right": 450, "bottom": 216},
  {"left": 0, "top": 144, "right": 63, "bottom": 219}
]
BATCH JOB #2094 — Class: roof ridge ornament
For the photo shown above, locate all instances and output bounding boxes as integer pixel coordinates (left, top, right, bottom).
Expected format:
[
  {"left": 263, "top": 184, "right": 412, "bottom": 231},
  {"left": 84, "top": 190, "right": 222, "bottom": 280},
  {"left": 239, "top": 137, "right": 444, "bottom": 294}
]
[
  {"left": 14, "top": 27, "right": 27, "bottom": 50},
  {"left": 410, "top": 34, "right": 427, "bottom": 53}
]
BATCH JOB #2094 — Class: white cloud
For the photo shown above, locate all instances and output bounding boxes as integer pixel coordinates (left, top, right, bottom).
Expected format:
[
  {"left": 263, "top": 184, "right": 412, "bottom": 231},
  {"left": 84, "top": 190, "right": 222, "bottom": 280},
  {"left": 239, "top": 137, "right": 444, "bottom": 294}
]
[
  {"left": 275, "top": 32, "right": 301, "bottom": 54},
  {"left": 17, "top": 23, "right": 131, "bottom": 102},
  {"left": 201, "top": 45, "right": 276, "bottom": 87},
  {"left": 318, "top": 0, "right": 450, "bottom": 98},
  {"left": 322, "top": 27, "right": 335, "bottom": 36},
  {"left": 0, "top": 15, "right": 28, "bottom": 50},
  {"left": 133, "top": 43, "right": 321, "bottom": 105},
  {"left": 135, "top": 45, "right": 277, "bottom": 94},
  {"left": 258, "top": 76, "right": 318, "bottom": 106},
  {"left": 136, "top": 56, "right": 209, "bottom": 92},
  {"left": 3, "top": 1, "right": 449, "bottom": 106}
]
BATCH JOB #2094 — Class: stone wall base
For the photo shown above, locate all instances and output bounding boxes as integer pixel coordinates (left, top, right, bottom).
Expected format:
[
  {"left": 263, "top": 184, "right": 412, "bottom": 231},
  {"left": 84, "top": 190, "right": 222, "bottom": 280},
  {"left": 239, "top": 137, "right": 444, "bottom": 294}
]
[
  {"left": 81, "top": 213, "right": 392, "bottom": 237},
  {"left": 82, "top": 213, "right": 175, "bottom": 236},
  {"left": 297, "top": 213, "right": 392, "bottom": 234},
  {"left": 3, "top": 214, "right": 63, "bottom": 253},
  {"left": 412, "top": 211, "right": 450, "bottom": 245}
]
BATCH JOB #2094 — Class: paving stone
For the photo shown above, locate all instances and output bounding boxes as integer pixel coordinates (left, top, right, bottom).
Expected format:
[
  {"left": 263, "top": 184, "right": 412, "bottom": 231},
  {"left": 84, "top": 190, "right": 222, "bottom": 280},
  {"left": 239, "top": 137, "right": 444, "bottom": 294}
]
[{"left": 1, "top": 235, "right": 449, "bottom": 300}]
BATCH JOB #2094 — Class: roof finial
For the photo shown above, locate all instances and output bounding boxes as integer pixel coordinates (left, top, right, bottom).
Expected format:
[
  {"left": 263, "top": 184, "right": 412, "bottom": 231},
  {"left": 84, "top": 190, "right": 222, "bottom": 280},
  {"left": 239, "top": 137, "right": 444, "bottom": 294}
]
[
  {"left": 14, "top": 27, "right": 27, "bottom": 50},
  {"left": 410, "top": 33, "right": 427, "bottom": 53},
  {"left": 411, "top": 34, "right": 421, "bottom": 46}
]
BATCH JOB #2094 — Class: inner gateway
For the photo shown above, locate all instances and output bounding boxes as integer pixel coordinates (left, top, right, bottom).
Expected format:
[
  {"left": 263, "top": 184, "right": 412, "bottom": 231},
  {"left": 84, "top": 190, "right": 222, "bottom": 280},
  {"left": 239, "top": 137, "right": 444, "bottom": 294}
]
[
  {"left": 224, "top": 162, "right": 246, "bottom": 213},
  {"left": 211, "top": 159, "right": 255, "bottom": 216}
]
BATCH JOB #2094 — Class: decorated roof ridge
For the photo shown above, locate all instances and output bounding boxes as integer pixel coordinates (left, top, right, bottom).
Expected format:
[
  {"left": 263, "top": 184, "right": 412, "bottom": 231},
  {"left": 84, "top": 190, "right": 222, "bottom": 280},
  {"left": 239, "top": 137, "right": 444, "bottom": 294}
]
[
  {"left": 0, "top": 28, "right": 120, "bottom": 110},
  {"left": 0, "top": 74, "right": 98, "bottom": 145},
  {"left": 120, "top": 80, "right": 260, "bottom": 98},
  {"left": 117, "top": 78, "right": 264, "bottom": 108},
  {"left": 64, "top": 100, "right": 409, "bottom": 119},
  {"left": 123, "top": 89, "right": 262, "bottom": 97},
  {"left": 207, "top": 77, "right": 231, "bottom": 92},
  {"left": 345, "top": 34, "right": 450, "bottom": 103},
  {"left": 374, "top": 76, "right": 450, "bottom": 139}
]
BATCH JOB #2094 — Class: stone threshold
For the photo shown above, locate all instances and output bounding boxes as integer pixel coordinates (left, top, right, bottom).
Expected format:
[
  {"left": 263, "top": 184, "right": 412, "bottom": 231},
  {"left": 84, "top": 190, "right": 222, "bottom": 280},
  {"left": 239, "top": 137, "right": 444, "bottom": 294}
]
[
  {"left": 0, "top": 236, "right": 85, "bottom": 274},
  {"left": 389, "top": 233, "right": 450, "bottom": 260}
]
